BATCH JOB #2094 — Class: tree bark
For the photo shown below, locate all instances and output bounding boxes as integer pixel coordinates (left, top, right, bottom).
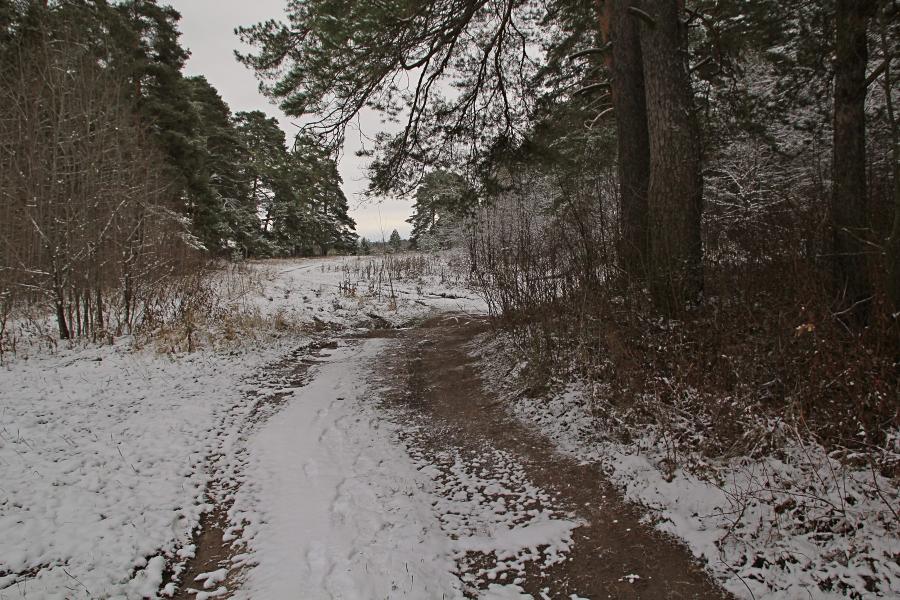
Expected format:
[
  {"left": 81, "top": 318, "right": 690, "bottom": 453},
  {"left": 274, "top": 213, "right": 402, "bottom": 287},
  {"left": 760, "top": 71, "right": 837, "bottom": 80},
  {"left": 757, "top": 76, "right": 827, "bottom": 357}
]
[
  {"left": 53, "top": 265, "right": 70, "bottom": 340},
  {"left": 599, "top": 0, "right": 651, "bottom": 285},
  {"left": 888, "top": 171, "right": 900, "bottom": 314},
  {"left": 832, "top": 0, "right": 875, "bottom": 324},
  {"left": 636, "top": 0, "right": 703, "bottom": 312},
  {"left": 873, "top": 6, "right": 899, "bottom": 315}
]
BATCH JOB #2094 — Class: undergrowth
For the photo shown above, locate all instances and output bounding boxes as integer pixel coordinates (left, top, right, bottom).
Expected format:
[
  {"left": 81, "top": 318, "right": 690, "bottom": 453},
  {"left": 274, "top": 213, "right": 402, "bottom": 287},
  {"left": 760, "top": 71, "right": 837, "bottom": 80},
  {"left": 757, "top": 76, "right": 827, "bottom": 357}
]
[{"left": 490, "top": 267, "right": 899, "bottom": 475}]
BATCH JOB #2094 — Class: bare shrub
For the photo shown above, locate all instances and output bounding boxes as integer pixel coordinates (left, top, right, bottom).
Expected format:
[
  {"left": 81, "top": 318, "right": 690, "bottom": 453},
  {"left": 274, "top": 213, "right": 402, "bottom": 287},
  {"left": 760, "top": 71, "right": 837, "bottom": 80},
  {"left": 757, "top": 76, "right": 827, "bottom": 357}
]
[{"left": 0, "top": 21, "right": 200, "bottom": 343}]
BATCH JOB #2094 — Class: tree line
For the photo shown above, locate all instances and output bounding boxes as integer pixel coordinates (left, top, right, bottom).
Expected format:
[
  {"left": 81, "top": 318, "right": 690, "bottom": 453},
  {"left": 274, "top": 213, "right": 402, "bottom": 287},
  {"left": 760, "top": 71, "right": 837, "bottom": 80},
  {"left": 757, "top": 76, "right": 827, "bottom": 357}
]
[
  {"left": 239, "top": 0, "right": 898, "bottom": 322},
  {"left": 0, "top": 0, "right": 356, "bottom": 340}
]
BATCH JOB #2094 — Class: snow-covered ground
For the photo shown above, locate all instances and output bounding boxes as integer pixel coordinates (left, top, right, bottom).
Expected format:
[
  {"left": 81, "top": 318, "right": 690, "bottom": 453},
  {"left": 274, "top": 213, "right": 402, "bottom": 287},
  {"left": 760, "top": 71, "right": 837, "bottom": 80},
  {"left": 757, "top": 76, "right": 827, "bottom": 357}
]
[
  {"left": 227, "top": 338, "right": 463, "bottom": 599},
  {"left": 474, "top": 333, "right": 900, "bottom": 600},
  {"left": 0, "top": 332, "right": 298, "bottom": 599},
  {"left": 0, "top": 252, "right": 489, "bottom": 599},
  {"left": 246, "top": 254, "right": 483, "bottom": 330},
  {"left": 13, "top": 250, "right": 893, "bottom": 600}
]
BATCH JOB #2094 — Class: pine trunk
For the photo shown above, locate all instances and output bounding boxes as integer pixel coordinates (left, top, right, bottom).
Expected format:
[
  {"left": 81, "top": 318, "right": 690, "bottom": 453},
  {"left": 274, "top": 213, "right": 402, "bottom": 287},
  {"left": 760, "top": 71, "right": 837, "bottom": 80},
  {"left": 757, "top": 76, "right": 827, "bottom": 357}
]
[
  {"left": 832, "top": 0, "right": 874, "bottom": 323},
  {"left": 600, "top": 0, "right": 651, "bottom": 285},
  {"left": 637, "top": 0, "right": 703, "bottom": 312},
  {"left": 883, "top": 7, "right": 900, "bottom": 313},
  {"left": 888, "top": 172, "right": 900, "bottom": 313}
]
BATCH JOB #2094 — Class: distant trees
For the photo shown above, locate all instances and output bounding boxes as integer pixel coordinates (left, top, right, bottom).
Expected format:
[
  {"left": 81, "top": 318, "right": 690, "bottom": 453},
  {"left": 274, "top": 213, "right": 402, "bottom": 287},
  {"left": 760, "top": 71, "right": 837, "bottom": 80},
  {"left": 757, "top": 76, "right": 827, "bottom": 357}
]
[
  {"left": 407, "top": 171, "right": 473, "bottom": 250},
  {"left": 389, "top": 230, "right": 403, "bottom": 253},
  {"left": 0, "top": 0, "right": 357, "bottom": 339}
]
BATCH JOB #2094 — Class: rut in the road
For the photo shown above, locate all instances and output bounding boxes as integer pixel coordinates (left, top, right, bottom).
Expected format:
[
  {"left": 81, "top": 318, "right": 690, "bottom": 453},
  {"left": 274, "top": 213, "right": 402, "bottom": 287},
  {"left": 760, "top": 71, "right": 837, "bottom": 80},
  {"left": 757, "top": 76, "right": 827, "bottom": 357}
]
[{"left": 377, "top": 314, "right": 733, "bottom": 600}]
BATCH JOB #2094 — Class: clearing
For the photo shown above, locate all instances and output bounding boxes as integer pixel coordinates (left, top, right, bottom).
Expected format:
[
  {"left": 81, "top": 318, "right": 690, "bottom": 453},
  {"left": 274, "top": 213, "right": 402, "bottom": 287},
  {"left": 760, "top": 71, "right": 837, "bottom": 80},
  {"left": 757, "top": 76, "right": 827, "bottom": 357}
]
[{"left": 2, "top": 256, "right": 893, "bottom": 599}]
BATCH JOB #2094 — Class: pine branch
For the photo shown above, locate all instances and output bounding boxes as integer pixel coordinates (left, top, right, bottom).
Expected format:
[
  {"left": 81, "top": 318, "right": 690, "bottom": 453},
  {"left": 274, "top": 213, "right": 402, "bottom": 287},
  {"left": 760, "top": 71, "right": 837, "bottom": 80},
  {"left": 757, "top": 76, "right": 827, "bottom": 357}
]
[
  {"left": 574, "top": 82, "right": 610, "bottom": 96},
  {"left": 568, "top": 42, "right": 612, "bottom": 62},
  {"left": 865, "top": 57, "right": 893, "bottom": 88},
  {"left": 690, "top": 56, "right": 713, "bottom": 73}
]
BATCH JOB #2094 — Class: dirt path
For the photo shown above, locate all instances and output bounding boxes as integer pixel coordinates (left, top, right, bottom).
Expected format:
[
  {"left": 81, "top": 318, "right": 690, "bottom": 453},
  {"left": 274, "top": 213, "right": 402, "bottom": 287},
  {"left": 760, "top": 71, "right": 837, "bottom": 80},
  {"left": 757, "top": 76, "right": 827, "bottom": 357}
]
[
  {"left": 166, "top": 314, "right": 733, "bottom": 599},
  {"left": 376, "top": 314, "right": 733, "bottom": 599}
]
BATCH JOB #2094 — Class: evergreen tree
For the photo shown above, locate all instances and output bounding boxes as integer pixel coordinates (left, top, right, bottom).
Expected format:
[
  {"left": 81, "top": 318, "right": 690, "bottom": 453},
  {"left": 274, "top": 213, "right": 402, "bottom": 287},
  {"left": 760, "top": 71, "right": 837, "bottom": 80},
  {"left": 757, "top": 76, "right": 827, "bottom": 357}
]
[
  {"left": 185, "top": 76, "right": 256, "bottom": 255},
  {"left": 389, "top": 230, "right": 403, "bottom": 253},
  {"left": 233, "top": 110, "right": 290, "bottom": 254},
  {"left": 287, "top": 136, "right": 357, "bottom": 256},
  {"left": 831, "top": 0, "right": 877, "bottom": 323},
  {"left": 0, "top": 0, "right": 356, "bottom": 265},
  {"left": 236, "top": 0, "right": 542, "bottom": 192},
  {"left": 407, "top": 170, "right": 473, "bottom": 250},
  {"left": 113, "top": 1, "right": 209, "bottom": 222}
]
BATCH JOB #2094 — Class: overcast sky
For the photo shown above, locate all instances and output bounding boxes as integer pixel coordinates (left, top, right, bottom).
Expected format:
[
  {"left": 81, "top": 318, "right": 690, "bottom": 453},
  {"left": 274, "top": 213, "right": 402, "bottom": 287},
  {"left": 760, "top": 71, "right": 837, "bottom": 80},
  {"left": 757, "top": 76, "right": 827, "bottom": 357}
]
[{"left": 167, "top": 0, "right": 412, "bottom": 241}]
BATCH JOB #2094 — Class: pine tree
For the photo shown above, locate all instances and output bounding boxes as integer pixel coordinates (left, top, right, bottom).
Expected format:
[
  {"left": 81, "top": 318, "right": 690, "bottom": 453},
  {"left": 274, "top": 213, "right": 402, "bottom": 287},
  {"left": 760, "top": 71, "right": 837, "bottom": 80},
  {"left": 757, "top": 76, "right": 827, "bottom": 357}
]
[
  {"left": 237, "top": 0, "right": 542, "bottom": 191},
  {"left": 233, "top": 110, "right": 291, "bottom": 255},
  {"left": 389, "top": 230, "right": 403, "bottom": 253},
  {"left": 186, "top": 76, "right": 256, "bottom": 255},
  {"left": 407, "top": 170, "right": 472, "bottom": 250},
  {"left": 637, "top": 0, "right": 704, "bottom": 311},
  {"left": 113, "top": 1, "right": 206, "bottom": 214},
  {"left": 831, "top": 0, "right": 877, "bottom": 323}
]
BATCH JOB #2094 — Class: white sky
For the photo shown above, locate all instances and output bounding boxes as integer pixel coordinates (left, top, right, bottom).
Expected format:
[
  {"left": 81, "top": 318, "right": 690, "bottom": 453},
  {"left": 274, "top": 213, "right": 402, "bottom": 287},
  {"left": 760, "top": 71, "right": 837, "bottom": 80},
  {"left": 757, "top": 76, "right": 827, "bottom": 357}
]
[{"left": 167, "top": 0, "right": 413, "bottom": 241}]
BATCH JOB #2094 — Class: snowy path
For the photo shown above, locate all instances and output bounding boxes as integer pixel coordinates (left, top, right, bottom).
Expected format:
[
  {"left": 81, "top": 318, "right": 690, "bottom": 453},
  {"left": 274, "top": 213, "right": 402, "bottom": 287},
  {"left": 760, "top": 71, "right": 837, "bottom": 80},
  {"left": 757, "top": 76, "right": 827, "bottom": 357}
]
[
  {"left": 176, "top": 329, "right": 607, "bottom": 600},
  {"left": 228, "top": 338, "right": 461, "bottom": 599},
  {"left": 1, "top": 256, "right": 736, "bottom": 599},
  {"left": 180, "top": 315, "right": 728, "bottom": 600}
]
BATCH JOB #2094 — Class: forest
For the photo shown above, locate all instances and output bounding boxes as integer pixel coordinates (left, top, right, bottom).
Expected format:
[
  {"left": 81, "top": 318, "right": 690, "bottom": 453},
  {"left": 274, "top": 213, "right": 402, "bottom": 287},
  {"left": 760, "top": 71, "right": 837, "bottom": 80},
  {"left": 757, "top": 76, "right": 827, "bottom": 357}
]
[
  {"left": 0, "top": 0, "right": 899, "bottom": 599},
  {"left": 0, "top": 0, "right": 357, "bottom": 340}
]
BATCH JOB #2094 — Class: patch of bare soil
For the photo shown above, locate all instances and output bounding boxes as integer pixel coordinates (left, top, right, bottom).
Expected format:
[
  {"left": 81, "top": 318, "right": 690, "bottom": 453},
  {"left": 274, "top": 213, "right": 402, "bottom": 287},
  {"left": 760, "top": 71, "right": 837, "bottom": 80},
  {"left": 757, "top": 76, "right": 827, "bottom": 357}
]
[{"left": 379, "top": 313, "right": 734, "bottom": 599}]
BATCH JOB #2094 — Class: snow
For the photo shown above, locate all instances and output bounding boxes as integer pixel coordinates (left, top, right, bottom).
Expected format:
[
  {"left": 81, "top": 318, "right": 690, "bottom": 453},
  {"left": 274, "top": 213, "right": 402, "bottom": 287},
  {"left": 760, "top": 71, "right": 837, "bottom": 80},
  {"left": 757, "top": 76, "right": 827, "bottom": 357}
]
[
  {"left": 203, "top": 330, "right": 580, "bottom": 600},
  {"left": 14, "top": 249, "right": 891, "bottom": 599},
  {"left": 455, "top": 518, "right": 582, "bottom": 559},
  {"left": 246, "top": 253, "right": 485, "bottom": 329},
  {"left": 493, "top": 376, "right": 900, "bottom": 600},
  {"left": 228, "top": 338, "right": 463, "bottom": 599},
  {"left": 395, "top": 429, "right": 583, "bottom": 594},
  {"left": 194, "top": 569, "right": 227, "bottom": 589},
  {"left": 0, "top": 252, "right": 495, "bottom": 599},
  {"left": 0, "top": 335, "right": 296, "bottom": 598},
  {"left": 482, "top": 584, "right": 533, "bottom": 599}
]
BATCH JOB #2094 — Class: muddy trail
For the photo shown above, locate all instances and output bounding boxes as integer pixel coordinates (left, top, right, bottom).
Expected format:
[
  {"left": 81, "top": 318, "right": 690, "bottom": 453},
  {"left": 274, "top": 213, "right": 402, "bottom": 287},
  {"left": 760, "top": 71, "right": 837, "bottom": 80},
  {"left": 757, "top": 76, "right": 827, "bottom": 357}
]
[
  {"left": 166, "top": 314, "right": 732, "bottom": 599},
  {"left": 376, "top": 314, "right": 733, "bottom": 599}
]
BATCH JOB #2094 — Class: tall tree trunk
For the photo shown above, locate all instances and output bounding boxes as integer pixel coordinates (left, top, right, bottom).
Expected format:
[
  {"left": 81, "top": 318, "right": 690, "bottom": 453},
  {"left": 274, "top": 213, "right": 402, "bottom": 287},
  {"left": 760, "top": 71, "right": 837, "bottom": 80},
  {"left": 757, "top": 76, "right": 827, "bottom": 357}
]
[
  {"left": 888, "top": 172, "right": 900, "bottom": 313},
  {"left": 599, "top": 0, "right": 651, "bottom": 285},
  {"left": 53, "top": 267, "right": 69, "bottom": 340},
  {"left": 877, "top": 10, "right": 900, "bottom": 314},
  {"left": 636, "top": 0, "right": 703, "bottom": 312},
  {"left": 832, "top": 0, "right": 875, "bottom": 324}
]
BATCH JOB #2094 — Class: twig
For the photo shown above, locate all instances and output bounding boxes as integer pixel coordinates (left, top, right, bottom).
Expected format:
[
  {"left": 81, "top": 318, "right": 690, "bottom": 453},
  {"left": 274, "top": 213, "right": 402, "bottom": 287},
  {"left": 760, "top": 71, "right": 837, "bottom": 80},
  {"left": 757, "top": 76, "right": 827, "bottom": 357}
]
[
  {"left": 568, "top": 43, "right": 612, "bottom": 62},
  {"left": 868, "top": 459, "right": 900, "bottom": 524}
]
